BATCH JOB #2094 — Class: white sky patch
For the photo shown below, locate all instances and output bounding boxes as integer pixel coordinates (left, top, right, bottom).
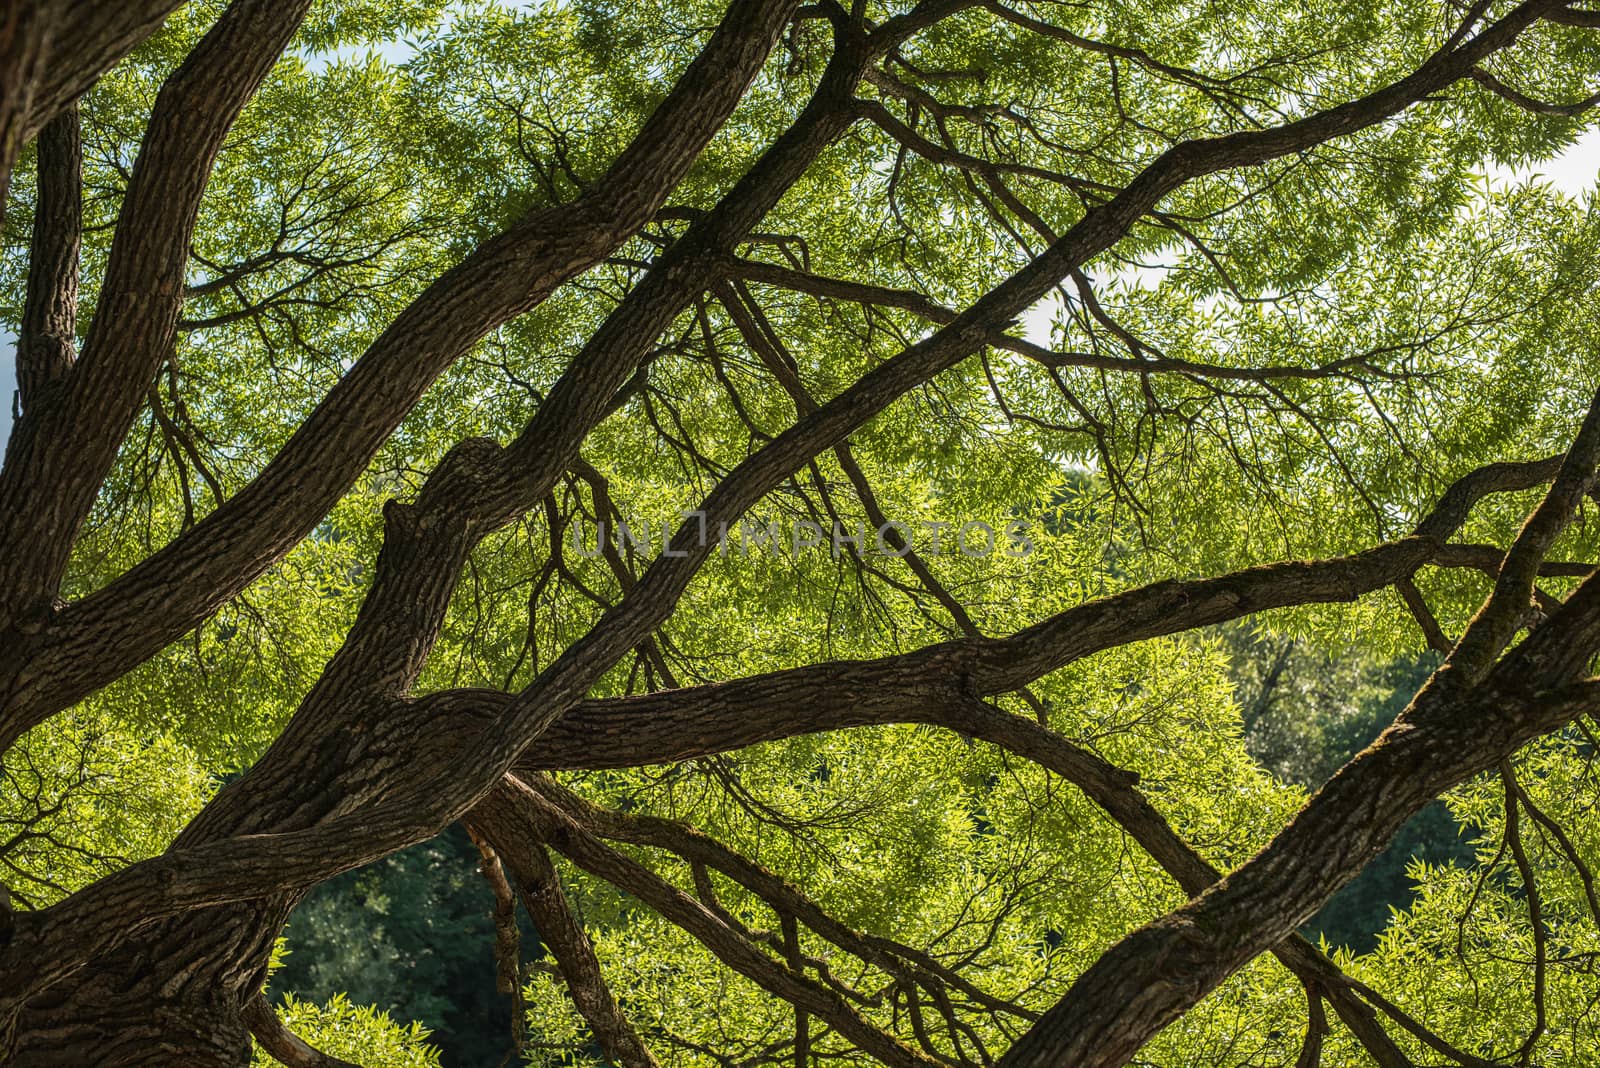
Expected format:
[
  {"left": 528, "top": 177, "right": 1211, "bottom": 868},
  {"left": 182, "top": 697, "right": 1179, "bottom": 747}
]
[
  {"left": 1019, "top": 263, "right": 1168, "bottom": 346},
  {"left": 1486, "top": 126, "right": 1600, "bottom": 197},
  {"left": 0, "top": 332, "right": 13, "bottom": 448},
  {"left": 1018, "top": 294, "right": 1062, "bottom": 347}
]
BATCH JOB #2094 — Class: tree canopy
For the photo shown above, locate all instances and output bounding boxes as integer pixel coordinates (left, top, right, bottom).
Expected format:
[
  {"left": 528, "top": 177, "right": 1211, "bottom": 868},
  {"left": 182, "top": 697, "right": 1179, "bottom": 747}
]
[{"left": 3, "top": 0, "right": 1600, "bottom": 1065}]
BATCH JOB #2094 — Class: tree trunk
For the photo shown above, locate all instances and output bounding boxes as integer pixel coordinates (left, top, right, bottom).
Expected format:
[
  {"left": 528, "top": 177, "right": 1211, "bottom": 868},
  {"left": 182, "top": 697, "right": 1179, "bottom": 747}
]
[{"left": 7, "top": 901, "right": 286, "bottom": 1066}]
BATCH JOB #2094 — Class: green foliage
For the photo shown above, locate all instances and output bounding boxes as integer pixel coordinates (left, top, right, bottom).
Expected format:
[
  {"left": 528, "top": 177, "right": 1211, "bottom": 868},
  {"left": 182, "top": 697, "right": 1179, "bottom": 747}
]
[
  {"left": 0, "top": 709, "right": 210, "bottom": 907},
  {"left": 250, "top": 993, "right": 443, "bottom": 1068}
]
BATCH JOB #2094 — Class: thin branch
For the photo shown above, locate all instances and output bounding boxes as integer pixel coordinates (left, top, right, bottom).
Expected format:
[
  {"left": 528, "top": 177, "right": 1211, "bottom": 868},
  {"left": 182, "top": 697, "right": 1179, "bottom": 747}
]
[{"left": 1472, "top": 66, "right": 1600, "bottom": 115}]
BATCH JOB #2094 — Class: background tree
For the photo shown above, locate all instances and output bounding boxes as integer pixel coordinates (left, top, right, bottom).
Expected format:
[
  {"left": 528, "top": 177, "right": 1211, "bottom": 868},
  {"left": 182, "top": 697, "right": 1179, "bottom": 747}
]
[{"left": 3, "top": 1, "right": 1600, "bottom": 1066}]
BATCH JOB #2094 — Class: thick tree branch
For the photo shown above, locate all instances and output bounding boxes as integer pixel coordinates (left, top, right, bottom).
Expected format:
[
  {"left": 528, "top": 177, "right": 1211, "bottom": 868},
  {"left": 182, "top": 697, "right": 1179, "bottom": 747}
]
[
  {"left": 0, "top": 0, "right": 53, "bottom": 225},
  {"left": 0, "top": 1, "right": 1565, "bottom": 1030},
  {"left": 994, "top": 391, "right": 1600, "bottom": 1068},
  {"left": 14, "top": 102, "right": 79, "bottom": 410},
  {"left": 0, "top": 0, "right": 811, "bottom": 741},
  {"left": 0, "top": 0, "right": 314, "bottom": 625},
  {"left": 1549, "top": 4, "right": 1600, "bottom": 27},
  {"left": 16, "top": 1, "right": 191, "bottom": 144},
  {"left": 463, "top": 817, "right": 659, "bottom": 1068}
]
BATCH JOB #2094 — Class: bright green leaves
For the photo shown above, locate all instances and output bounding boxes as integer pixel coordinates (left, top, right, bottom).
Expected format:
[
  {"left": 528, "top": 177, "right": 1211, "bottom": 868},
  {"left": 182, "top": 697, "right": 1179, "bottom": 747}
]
[
  {"left": 250, "top": 993, "right": 443, "bottom": 1067},
  {"left": 0, "top": 708, "right": 211, "bottom": 908}
]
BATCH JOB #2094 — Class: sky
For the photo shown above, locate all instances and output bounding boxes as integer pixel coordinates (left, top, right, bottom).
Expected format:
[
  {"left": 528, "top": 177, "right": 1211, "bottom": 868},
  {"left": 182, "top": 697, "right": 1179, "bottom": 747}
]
[
  {"left": 1, "top": 334, "right": 11, "bottom": 449},
  {"left": 2, "top": 131, "right": 1597, "bottom": 453}
]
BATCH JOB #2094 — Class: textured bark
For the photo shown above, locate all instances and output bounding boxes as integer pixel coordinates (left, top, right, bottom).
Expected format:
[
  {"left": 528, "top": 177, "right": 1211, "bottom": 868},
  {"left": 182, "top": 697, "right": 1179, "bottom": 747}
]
[
  {"left": 2, "top": 0, "right": 188, "bottom": 227},
  {"left": 243, "top": 996, "right": 365, "bottom": 1068},
  {"left": 0, "top": 2, "right": 811, "bottom": 1057},
  {"left": 0, "top": 0, "right": 828, "bottom": 739},
  {"left": 464, "top": 815, "right": 659, "bottom": 1068},
  {"left": 0, "top": 0, "right": 314, "bottom": 632},
  {"left": 15, "top": 102, "right": 79, "bottom": 409},
  {"left": 18, "top": 1, "right": 191, "bottom": 143},
  {"left": 6, "top": 899, "right": 285, "bottom": 1065},
  {"left": 0, "top": 0, "right": 51, "bottom": 226},
  {"left": 992, "top": 389, "right": 1600, "bottom": 1068}
]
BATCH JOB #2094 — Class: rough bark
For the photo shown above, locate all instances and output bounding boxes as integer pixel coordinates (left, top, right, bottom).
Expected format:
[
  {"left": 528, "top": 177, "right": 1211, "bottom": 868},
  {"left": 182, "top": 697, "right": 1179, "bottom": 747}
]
[
  {"left": 18, "top": 1, "right": 191, "bottom": 143},
  {"left": 1, "top": 0, "right": 189, "bottom": 226},
  {"left": 15, "top": 102, "right": 79, "bottom": 409},
  {"left": 0, "top": 0, "right": 827, "bottom": 741},
  {"left": 0, "top": 2, "right": 811, "bottom": 1058},
  {"left": 993, "top": 389, "right": 1600, "bottom": 1068},
  {"left": 0, "top": 0, "right": 315, "bottom": 631},
  {"left": 0, "top": 0, "right": 51, "bottom": 225},
  {"left": 463, "top": 814, "right": 659, "bottom": 1068}
]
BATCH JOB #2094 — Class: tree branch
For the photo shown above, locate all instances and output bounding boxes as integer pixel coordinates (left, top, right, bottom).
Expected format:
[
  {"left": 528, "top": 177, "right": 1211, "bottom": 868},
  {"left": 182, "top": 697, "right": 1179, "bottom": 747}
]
[
  {"left": 15, "top": 101, "right": 79, "bottom": 410},
  {"left": 16, "top": 1, "right": 191, "bottom": 145},
  {"left": 1472, "top": 66, "right": 1600, "bottom": 115},
  {"left": 0, "top": 0, "right": 54, "bottom": 226},
  {"left": 0, "top": 0, "right": 812, "bottom": 741},
  {"left": 0, "top": 0, "right": 314, "bottom": 625},
  {"left": 0, "top": 0, "right": 1565, "bottom": 1020},
  {"left": 243, "top": 994, "right": 366, "bottom": 1068},
  {"left": 463, "top": 817, "right": 659, "bottom": 1068},
  {"left": 475, "top": 775, "right": 942, "bottom": 1068},
  {"left": 994, "top": 389, "right": 1600, "bottom": 1068}
]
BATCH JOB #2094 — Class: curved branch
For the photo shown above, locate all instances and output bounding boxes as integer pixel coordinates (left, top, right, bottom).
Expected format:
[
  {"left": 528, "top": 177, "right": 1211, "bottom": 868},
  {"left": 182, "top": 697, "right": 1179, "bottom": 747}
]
[
  {"left": 1, "top": 0, "right": 810, "bottom": 740},
  {"left": 0, "top": 0, "right": 1564, "bottom": 1013},
  {"left": 17, "top": 1, "right": 190, "bottom": 144},
  {"left": 243, "top": 994, "right": 366, "bottom": 1068},
  {"left": 994, "top": 390, "right": 1600, "bottom": 1068},
  {"left": 1472, "top": 66, "right": 1600, "bottom": 116},
  {"left": 475, "top": 775, "right": 943, "bottom": 1068},
  {"left": 526, "top": 776, "right": 1033, "bottom": 1027}
]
